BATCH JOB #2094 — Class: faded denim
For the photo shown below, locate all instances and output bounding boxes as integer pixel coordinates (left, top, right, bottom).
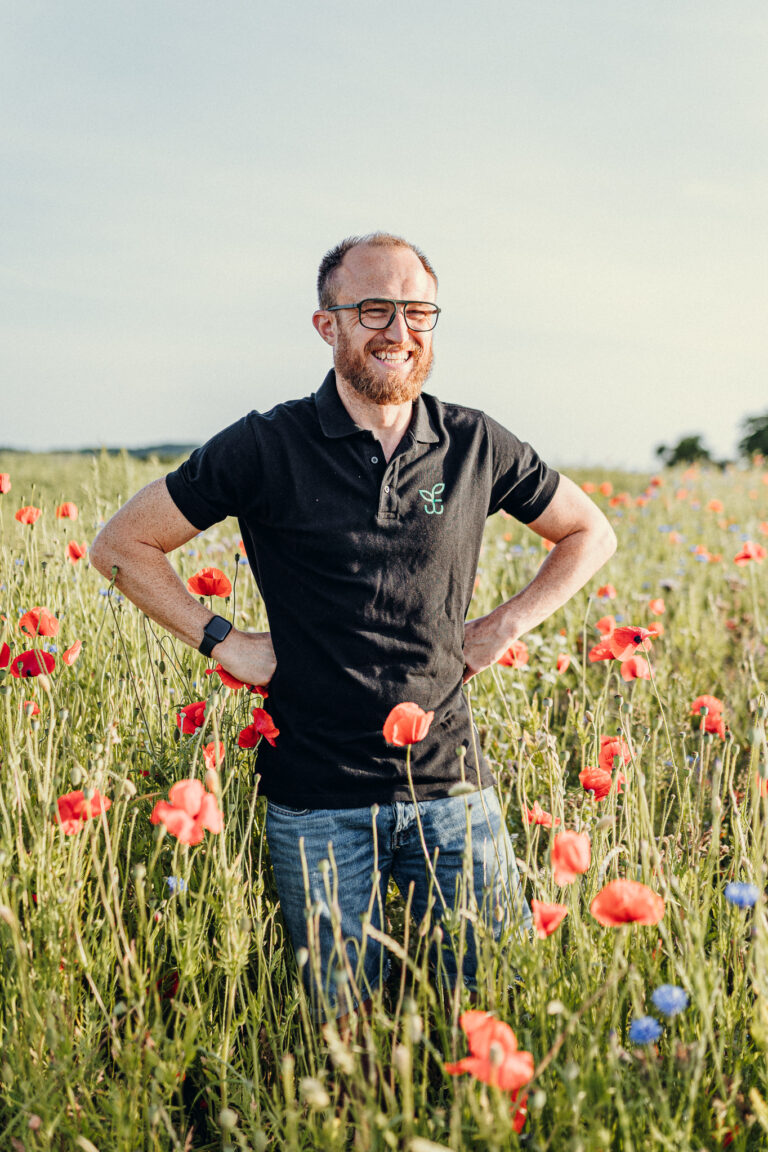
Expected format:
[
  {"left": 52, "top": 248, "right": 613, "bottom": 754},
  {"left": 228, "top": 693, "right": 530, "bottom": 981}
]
[{"left": 265, "top": 786, "right": 530, "bottom": 1019}]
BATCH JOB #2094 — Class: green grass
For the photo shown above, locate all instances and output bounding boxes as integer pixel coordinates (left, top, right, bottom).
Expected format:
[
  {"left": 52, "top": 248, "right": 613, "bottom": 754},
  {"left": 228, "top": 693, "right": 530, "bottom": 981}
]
[{"left": 1, "top": 452, "right": 767, "bottom": 1151}]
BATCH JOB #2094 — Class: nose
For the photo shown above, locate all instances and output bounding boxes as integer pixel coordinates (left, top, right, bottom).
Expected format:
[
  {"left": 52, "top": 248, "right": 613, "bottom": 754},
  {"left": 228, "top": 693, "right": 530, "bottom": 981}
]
[{"left": 384, "top": 306, "right": 410, "bottom": 340}]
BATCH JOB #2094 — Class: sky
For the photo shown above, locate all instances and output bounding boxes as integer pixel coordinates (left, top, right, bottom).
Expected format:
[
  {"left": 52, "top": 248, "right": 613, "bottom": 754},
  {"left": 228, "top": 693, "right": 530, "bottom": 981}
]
[{"left": 3, "top": 2, "right": 768, "bottom": 470}]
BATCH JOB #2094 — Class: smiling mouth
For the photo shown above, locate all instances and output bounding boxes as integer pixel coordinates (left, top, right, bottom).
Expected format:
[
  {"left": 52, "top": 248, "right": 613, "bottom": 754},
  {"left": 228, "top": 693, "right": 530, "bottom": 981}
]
[{"left": 370, "top": 349, "right": 414, "bottom": 364}]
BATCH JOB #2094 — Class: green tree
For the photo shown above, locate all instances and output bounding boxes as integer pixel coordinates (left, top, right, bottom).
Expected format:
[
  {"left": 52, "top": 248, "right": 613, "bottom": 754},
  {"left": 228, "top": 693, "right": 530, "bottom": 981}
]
[
  {"left": 738, "top": 410, "right": 768, "bottom": 459},
  {"left": 655, "top": 434, "right": 712, "bottom": 467}
]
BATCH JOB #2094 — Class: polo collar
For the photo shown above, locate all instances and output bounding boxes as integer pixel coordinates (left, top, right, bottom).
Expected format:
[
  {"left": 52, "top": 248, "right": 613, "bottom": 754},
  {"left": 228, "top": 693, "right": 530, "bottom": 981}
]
[{"left": 314, "top": 370, "right": 439, "bottom": 444}]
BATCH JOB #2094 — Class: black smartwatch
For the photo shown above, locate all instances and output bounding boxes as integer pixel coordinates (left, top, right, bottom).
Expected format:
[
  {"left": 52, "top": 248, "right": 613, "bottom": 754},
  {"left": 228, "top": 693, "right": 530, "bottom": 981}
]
[{"left": 198, "top": 615, "right": 233, "bottom": 658}]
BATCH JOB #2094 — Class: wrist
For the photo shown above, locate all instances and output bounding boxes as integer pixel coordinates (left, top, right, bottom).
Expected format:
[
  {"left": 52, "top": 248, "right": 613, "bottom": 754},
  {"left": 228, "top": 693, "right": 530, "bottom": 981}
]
[{"left": 198, "top": 614, "right": 233, "bottom": 658}]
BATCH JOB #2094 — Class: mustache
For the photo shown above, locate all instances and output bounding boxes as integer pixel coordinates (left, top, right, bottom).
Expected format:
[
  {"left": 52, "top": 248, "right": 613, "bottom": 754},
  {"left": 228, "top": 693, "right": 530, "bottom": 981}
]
[{"left": 365, "top": 341, "right": 422, "bottom": 355}]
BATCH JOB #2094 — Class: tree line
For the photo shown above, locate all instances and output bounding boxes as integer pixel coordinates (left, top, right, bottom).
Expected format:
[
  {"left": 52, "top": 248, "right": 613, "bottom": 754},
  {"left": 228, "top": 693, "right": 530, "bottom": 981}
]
[{"left": 656, "top": 409, "right": 768, "bottom": 467}]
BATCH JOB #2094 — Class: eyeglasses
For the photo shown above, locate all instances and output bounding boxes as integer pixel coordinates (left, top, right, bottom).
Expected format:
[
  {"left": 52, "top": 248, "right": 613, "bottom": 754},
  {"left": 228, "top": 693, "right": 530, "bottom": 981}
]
[{"left": 326, "top": 298, "right": 441, "bottom": 332}]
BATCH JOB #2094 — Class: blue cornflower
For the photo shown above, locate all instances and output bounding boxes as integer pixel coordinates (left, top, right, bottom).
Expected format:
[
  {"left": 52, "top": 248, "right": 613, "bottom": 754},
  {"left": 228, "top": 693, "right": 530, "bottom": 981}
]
[
  {"left": 628, "top": 1016, "right": 662, "bottom": 1044},
  {"left": 651, "top": 985, "right": 689, "bottom": 1017},
  {"left": 724, "top": 882, "right": 760, "bottom": 908},
  {"left": 165, "top": 876, "right": 188, "bottom": 896}
]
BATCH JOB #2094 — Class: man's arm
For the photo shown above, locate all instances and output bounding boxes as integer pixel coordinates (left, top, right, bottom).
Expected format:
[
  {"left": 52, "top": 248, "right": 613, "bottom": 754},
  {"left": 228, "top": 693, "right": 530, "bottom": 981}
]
[
  {"left": 89, "top": 479, "right": 276, "bottom": 686},
  {"left": 462, "top": 475, "right": 617, "bottom": 680}
]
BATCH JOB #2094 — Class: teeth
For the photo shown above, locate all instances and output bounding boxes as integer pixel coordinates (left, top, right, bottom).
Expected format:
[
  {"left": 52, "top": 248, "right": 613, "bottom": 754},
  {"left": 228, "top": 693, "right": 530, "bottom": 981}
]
[{"left": 372, "top": 351, "right": 410, "bottom": 361}]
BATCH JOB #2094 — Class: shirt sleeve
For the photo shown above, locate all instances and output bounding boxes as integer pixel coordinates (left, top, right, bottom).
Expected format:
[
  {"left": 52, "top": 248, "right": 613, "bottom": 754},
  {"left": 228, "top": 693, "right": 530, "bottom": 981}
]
[
  {"left": 165, "top": 414, "right": 263, "bottom": 530},
  {"left": 483, "top": 413, "right": 560, "bottom": 523}
]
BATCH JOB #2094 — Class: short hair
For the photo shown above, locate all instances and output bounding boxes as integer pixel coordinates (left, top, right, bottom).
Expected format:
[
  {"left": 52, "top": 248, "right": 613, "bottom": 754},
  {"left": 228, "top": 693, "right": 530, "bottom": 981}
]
[{"left": 316, "top": 232, "right": 438, "bottom": 308}]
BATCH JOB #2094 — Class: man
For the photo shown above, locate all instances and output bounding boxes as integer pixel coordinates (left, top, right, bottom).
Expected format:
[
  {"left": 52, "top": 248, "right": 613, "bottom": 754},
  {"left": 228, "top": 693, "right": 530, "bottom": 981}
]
[{"left": 91, "top": 232, "right": 616, "bottom": 1020}]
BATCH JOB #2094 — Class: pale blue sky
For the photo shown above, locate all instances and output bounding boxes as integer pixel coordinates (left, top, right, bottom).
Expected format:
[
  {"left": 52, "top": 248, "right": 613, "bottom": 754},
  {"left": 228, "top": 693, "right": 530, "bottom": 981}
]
[{"left": 3, "top": 2, "right": 768, "bottom": 469}]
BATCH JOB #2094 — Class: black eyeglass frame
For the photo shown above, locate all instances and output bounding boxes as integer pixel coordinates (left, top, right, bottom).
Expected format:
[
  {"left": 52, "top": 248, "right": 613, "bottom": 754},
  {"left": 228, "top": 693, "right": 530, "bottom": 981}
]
[{"left": 326, "top": 298, "right": 441, "bottom": 332}]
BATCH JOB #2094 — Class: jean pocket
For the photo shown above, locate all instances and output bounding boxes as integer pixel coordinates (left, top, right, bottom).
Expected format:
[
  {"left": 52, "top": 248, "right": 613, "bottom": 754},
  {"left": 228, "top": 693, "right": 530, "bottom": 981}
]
[{"left": 267, "top": 801, "right": 312, "bottom": 817}]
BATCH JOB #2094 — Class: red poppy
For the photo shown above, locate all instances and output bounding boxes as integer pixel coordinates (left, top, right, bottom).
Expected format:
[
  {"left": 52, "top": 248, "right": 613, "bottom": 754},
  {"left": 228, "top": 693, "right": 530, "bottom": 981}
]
[
  {"left": 510, "top": 1092, "right": 528, "bottom": 1134},
  {"left": 62, "top": 639, "right": 82, "bottom": 666},
  {"left": 186, "top": 568, "right": 232, "bottom": 597},
  {"left": 620, "top": 655, "right": 651, "bottom": 681},
  {"left": 597, "top": 583, "right": 616, "bottom": 599},
  {"left": 598, "top": 482, "right": 613, "bottom": 497},
  {"left": 596, "top": 614, "right": 616, "bottom": 636},
  {"left": 204, "top": 664, "right": 245, "bottom": 690},
  {"left": 15, "top": 506, "right": 42, "bottom": 525},
  {"left": 707, "top": 499, "right": 724, "bottom": 513},
  {"left": 581, "top": 481, "right": 596, "bottom": 494},
  {"left": 556, "top": 653, "right": 571, "bottom": 674},
  {"left": 67, "top": 541, "right": 88, "bottom": 563},
  {"left": 588, "top": 640, "right": 614, "bottom": 662},
  {"left": 579, "top": 766, "right": 625, "bottom": 800},
  {"left": 497, "top": 640, "right": 529, "bottom": 668},
  {"left": 444, "top": 1011, "right": 534, "bottom": 1093},
  {"left": 55, "top": 502, "right": 78, "bottom": 520},
  {"left": 647, "top": 621, "right": 664, "bottom": 638},
  {"left": 203, "top": 741, "right": 225, "bottom": 771},
  {"left": 23, "top": 700, "right": 40, "bottom": 717},
  {"left": 702, "top": 712, "right": 726, "bottom": 738},
  {"left": 648, "top": 597, "right": 665, "bottom": 615},
  {"left": 531, "top": 900, "right": 568, "bottom": 938},
  {"left": 238, "top": 706, "right": 280, "bottom": 748},
  {"left": 55, "top": 789, "right": 112, "bottom": 835},
  {"left": 176, "top": 701, "right": 207, "bottom": 733},
  {"left": 10, "top": 650, "right": 55, "bottom": 678},
  {"left": 525, "top": 801, "right": 560, "bottom": 828},
  {"left": 598, "top": 736, "right": 631, "bottom": 773},
  {"left": 590, "top": 878, "right": 665, "bottom": 926},
  {"left": 0, "top": 473, "right": 11, "bottom": 493},
  {"left": 382, "top": 701, "right": 434, "bottom": 745},
  {"left": 0, "top": 642, "right": 9, "bottom": 669},
  {"left": 150, "top": 778, "right": 223, "bottom": 845},
  {"left": 734, "top": 541, "right": 766, "bottom": 565},
  {"left": 551, "top": 831, "right": 591, "bottom": 885},
  {"left": 18, "top": 607, "right": 60, "bottom": 638},
  {"left": 691, "top": 694, "right": 723, "bottom": 717},
  {"left": 608, "top": 626, "right": 652, "bottom": 661}
]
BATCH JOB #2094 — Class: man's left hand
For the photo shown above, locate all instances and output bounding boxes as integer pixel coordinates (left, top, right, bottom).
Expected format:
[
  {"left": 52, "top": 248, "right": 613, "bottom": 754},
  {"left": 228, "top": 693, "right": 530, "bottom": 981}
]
[{"left": 462, "top": 610, "right": 518, "bottom": 683}]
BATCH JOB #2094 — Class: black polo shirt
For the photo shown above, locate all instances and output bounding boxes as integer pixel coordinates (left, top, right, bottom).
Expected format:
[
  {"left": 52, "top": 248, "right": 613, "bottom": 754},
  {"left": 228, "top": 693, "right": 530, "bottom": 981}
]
[{"left": 166, "top": 371, "right": 559, "bottom": 807}]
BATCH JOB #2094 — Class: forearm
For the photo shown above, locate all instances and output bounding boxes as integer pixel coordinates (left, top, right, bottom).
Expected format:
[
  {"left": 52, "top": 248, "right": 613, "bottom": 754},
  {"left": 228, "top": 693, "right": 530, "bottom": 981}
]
[
  {"left": 90, "top": 535, "right": 214, "bottom": 649},
  {"left": 463, "top": 512, "right": 616, "bottom": 678},
  {"left": 493, "top": 522, "right": 616, "bottom": 641},
  {"left": 91, "top": 523, "right": 276, "bottom": 685}
]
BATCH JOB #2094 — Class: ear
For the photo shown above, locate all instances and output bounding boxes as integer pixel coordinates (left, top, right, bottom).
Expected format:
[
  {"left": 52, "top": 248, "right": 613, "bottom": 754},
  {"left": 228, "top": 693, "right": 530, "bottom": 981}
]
[{"left": 312, "top": 309, "right": 336, "bottom": 347}]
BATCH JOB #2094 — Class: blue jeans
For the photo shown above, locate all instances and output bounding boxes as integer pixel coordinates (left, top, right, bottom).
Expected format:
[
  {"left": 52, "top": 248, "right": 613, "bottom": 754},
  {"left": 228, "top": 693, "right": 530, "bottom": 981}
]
[{"left": 265, "top": 786, "right": 530, "bottom": 1019}]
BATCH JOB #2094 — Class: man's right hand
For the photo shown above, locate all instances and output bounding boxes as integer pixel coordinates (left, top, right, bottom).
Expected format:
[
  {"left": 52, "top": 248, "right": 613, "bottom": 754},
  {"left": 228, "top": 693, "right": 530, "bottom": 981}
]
[{"left": 213, "top": 628, "right": 277, "bottom": 688}]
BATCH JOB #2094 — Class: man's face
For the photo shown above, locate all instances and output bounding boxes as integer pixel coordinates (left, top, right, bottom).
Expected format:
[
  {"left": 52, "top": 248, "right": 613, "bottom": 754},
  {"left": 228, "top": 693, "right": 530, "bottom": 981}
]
[{"left": 319, "top": 245, "right": 437, "bottom": 405}]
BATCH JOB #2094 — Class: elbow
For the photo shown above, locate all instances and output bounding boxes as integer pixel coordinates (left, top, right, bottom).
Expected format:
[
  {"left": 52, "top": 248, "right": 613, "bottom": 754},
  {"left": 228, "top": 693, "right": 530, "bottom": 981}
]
[{"left": 89, "top": 529, "right": 119, "bottom": 581}]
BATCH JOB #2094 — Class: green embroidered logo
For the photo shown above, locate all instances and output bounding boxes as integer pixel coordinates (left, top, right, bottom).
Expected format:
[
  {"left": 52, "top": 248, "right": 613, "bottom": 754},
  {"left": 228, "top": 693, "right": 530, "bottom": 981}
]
[{"left": 419, "top": 483, "right": 445, "bottom": 515}]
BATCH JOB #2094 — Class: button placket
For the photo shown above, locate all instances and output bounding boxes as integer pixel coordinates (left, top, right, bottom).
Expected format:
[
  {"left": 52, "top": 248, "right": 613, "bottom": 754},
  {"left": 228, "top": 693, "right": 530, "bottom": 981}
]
[{"left": 378, "top": 457, "right": 400, "bottom": 518}]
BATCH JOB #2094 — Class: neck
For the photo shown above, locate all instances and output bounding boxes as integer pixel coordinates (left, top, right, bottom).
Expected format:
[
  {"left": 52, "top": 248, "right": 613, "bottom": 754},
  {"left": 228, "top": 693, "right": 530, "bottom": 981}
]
[{"left": 334, "top": 374, "right": 414, "bottom": 461}]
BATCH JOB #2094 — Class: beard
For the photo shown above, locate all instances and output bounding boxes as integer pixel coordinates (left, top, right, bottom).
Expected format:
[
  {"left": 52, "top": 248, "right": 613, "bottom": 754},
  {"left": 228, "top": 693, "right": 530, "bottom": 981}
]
[{"left": 334, "top": 327, "right": 434, "bottom": 405}]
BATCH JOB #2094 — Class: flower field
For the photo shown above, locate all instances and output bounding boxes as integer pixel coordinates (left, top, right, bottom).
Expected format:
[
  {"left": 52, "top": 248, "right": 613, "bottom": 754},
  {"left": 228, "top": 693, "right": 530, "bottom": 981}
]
[{"left": 1, "top": 449, "right": 767, "bottom": 1151}]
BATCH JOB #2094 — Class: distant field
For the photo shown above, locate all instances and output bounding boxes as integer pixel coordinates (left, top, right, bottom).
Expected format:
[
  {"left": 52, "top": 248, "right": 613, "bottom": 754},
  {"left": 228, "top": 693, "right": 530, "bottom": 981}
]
[{"left": 1, "top": 451, "right": 767, "bottom": 1151}]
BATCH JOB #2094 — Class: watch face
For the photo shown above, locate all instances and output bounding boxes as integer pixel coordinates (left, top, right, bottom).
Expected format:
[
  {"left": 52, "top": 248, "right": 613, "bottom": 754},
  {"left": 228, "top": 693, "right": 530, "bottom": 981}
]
[{"left": 208, "top": 616, "right": 231, "bottom": 642}]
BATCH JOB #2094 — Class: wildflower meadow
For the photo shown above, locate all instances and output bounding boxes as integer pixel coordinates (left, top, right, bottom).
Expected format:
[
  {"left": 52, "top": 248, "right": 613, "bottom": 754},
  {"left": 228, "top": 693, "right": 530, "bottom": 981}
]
[{"left": 1, "top": 449, "right": 767, "bottom": 1151}]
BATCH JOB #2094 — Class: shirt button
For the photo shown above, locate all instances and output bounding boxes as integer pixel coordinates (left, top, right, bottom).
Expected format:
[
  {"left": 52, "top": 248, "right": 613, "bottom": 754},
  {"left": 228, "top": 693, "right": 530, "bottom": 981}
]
[{"left": 371, "top": 456, "right": 379, "bottom": 464}]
